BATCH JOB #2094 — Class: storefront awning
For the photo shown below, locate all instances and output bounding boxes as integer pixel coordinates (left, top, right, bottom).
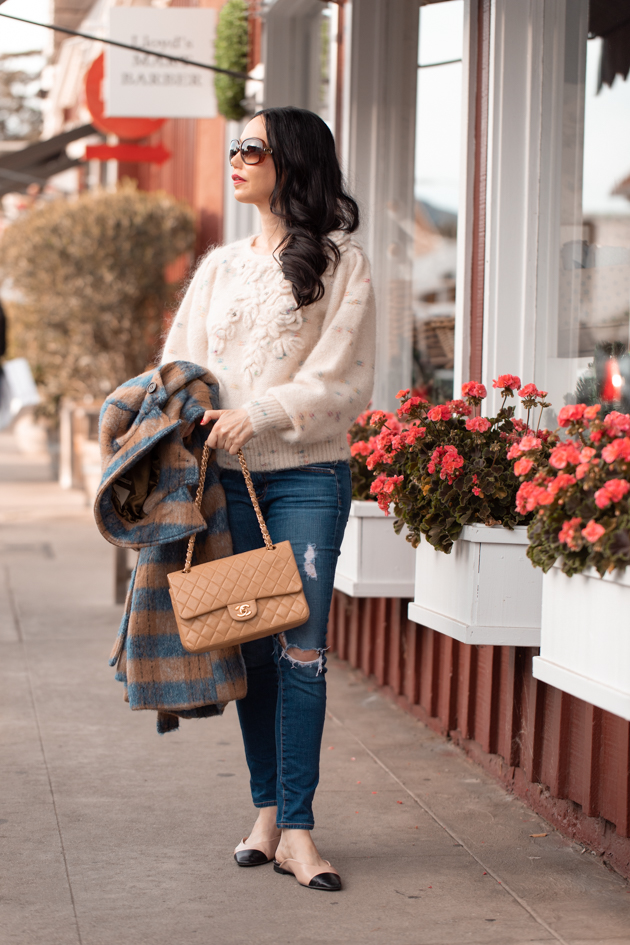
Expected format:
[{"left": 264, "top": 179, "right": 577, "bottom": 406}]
[{"left": 0, "top": 123, "right": 97, "bottom": 198}]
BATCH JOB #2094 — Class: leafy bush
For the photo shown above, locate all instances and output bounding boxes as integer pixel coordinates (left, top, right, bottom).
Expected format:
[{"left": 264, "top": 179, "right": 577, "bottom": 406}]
[
  {"left": 367, "top": 377, "right": 554, "bottom": 553},
  {"left": 513, "top": 405, "right": 630, "bottom": 576},
  {"left": 214, "top": 0, "right": 249, "bottom": 122},
  {"left": 0, "top": 183, "right": 195, "bottom": 419}
]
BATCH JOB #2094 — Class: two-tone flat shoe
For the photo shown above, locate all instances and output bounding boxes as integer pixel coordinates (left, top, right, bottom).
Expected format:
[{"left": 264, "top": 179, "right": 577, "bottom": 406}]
[
  {"left": 273, "top": 856, "right": 342, "bottom": 891},
  {"left": 233, "top": 835, "right": 280, "bottom": 867}
]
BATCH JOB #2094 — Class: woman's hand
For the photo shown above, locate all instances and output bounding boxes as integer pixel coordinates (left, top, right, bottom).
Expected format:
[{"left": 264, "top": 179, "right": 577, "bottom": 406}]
[{"left": 200, "top": 408, "right": 254, "bottom": 455}]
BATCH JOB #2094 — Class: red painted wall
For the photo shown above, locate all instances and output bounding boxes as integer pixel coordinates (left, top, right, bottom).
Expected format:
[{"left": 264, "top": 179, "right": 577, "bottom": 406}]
[{"left": 328, "top": 592, "right": 630, "bottom": 879}]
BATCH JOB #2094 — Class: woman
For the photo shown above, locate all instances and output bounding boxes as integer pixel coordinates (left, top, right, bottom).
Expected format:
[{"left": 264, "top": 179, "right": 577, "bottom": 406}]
[{"left": 162, "top": 106, "right": 375, "bottom": 890}]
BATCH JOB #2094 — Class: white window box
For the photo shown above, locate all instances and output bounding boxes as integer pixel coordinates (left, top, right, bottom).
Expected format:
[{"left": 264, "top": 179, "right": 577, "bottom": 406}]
[
  {"left": 407, "top": 525, "right": 542, "bottom": 645},
  {"left": 533, "top": 564, "right": 630, "bottom": 721},
  {"left": 334, "top": 500, "right": 416, "bottom": 598}
]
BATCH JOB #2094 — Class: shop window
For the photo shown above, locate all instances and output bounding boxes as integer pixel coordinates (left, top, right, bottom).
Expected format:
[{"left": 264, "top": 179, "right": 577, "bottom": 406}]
[
  {"left": 309, "top": 3, "right": 337, "bottom": 129},
  {"left": 318, "top": 5, "right": 332, "bottom": 123},
  {"left": 412, "top": 0, "right": 464, "bottom": 402},
  {"left": 548, "top": 0, "right": 630, "bottom": 414}
]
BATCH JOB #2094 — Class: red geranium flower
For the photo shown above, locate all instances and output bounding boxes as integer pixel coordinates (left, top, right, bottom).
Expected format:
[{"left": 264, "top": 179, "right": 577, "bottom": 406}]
[
  {"left": 427, "top": 404, "right": 452, "bottom": 422},
  {"left": 507, "top": 434, "right": 541, "bottom": 460},
  {"left": 602, "top": 437, "right": 630, "bottom": 465},
  {"left": 515, "top": 480, "right": 554, "bottom": 513},
  {"left": 517, "top": 383, "right": 543, "bottom": 399},
  {"left": 397, "top": 395, "right": 426, "bottom": 416},
  {"left": 403, "top": 424, "right": 426, "bottom": 445},
  {"left": 461, "top": 381, "right": 487, "bottom": 400},
  {"left": 427, "top": 445, "right": 464, "bottom": 483},
  {"left": 507, "top": 443, "right": 522, "bottom": 460},
  {"left": 558, "top": 517, "right": 582, "bottom": 550},
  {"left": 380, "top": 474, "right": 404, "bottom": 494},
  {"left": 465, "top": 416, "right": 491, "bottom": 433},
  {"left": 519, "top": 435, "right": 542, "bottom": 451},
  {"left": 350, "top": 441, "right": 371, "bottom": 457},
  {"left": 549, "top": 442, "right": 581, "bottom": 470},
  {"left": 594, "top": 478, "right": 630, "bottom": 509},
  {"left": 514, "top": 457, "right": 534, "bottom": 476},
  {"left": 369, "top": 473, "right": 404, "bottom": 514},
  {"left": 367, "top": 448, "right": 393, "bottom": 470},
  {"left": 603, "top": 411, "right": 630, "bottom": 437},
  {"left": 492, "top": 374, "right": 521, "bottom": 391},
  {"left": 448, "top": 399, "right": 472, "bottom": 417},
  {"left": 558, "top": 404, "right": 587, "bottom": 427},
  {"left": 582, "top": 520, "right": 605, "bottom": 543},
  {"left": 547, "top": 473, "right": 576, "bottom": 496}
]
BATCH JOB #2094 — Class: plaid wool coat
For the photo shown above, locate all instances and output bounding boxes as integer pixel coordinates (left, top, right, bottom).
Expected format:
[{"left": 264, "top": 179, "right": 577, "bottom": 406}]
[{"left": 95, "top": 360, "right": 246, "bottom": 734}]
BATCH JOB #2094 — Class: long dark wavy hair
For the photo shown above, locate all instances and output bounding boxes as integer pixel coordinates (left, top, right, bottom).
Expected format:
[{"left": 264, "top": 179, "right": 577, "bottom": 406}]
[{"left": 256, "top": 106, "right": 359, "bottom": 309}]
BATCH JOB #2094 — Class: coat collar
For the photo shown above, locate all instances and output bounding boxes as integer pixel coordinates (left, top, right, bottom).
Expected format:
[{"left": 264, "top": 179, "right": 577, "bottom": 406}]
[{"left": 95, "top": 361, "right": 220, "bottom": 548}]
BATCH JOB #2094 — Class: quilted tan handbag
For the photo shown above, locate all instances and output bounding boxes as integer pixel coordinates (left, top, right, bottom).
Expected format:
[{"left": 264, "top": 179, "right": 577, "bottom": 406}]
[{"left": 168, "top": 443, "right": 309, "bottom": 653}]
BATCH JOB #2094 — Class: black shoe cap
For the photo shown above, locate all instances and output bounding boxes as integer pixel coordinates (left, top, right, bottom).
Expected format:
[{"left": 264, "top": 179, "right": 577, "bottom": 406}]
[
  {"left": 308, "top": 872, "right": 342, "bottom": 891},
  {"left": 234, "top": 849, "right": 271, "bottom": 867}
]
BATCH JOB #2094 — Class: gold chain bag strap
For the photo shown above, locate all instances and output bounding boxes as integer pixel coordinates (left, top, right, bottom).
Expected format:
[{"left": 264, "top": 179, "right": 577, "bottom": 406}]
[{"left": 167, "top": 442, "right": 310, "bottom": 653}]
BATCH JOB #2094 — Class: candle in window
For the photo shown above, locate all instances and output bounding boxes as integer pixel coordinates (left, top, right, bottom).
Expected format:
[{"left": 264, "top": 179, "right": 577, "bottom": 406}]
[{"left": 601, "top": 358, "right": 623, "bottom": 402}]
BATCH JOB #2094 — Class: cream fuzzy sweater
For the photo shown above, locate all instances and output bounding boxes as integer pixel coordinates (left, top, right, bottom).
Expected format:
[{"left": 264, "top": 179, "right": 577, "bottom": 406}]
[{"left": 161, "top": 231, "right": 376, "bottom": 471}]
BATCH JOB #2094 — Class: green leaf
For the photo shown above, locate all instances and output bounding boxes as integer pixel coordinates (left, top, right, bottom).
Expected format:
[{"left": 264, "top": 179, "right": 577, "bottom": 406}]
[{"left": 214, "top": 0, "right": 249, "bottom": 121}]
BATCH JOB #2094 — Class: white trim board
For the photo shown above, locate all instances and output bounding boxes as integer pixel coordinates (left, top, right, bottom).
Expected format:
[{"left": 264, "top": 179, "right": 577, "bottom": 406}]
[
  {"left": 334, "top": 574, "right": 415, "bottom": 599},
  {"left": 533, "top": 656, "right": 630, "bottom": 722},
  {"left": 408, "top": 601, "right": 541, "bottom": 646}
]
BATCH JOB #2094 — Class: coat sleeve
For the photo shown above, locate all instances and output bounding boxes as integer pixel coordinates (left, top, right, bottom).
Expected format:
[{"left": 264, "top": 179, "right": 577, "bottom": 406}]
[
  {"left": 244, "top": 244, "right": 376, "bottom": 445},
  {"left": 160, "top": 252, "right": 218, "bottom": 368}
]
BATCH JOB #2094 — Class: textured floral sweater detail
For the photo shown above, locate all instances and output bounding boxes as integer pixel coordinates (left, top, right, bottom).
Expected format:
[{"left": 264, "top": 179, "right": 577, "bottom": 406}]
[{"left": 161, "top": 232, "right": 376, "bottom": 471}]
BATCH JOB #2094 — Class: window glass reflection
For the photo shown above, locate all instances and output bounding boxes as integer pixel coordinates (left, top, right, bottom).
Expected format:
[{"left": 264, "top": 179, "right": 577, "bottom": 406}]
[
  {"left": 555, "top": 1, "right": 630, "bottom": 414},
  {"left": 413, "top": 0, "right": 464, "bottom": 403}
]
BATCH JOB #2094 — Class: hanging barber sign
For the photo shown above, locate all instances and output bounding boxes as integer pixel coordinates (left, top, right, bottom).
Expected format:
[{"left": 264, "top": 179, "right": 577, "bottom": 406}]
[{"left": 105, "top": 8, "right": 217, "bottom": 119}]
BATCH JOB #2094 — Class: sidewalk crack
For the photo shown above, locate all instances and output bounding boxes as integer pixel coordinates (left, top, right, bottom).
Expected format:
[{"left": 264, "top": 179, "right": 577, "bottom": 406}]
[{"left": 327, "top": 707, "right": 569, "bottom": 945}]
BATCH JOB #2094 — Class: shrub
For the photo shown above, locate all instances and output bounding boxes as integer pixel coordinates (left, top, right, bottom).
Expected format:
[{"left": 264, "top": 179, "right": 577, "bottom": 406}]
[
  {"left": 0, "top": 183, "right": 195, "bottom": 419},
  {"left": 214, "top": 0, "right": 249, "bottom": 122},
  {"left": 367, "top": 378, "right": 554, "bottom": 553},
  {"left": 513, "top": 405, "right": 630, "bottom": 576}
]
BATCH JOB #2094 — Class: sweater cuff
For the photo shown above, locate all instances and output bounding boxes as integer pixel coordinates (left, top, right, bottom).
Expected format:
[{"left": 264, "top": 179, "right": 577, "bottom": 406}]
[{"left": 246, "top": 395, "right": 292, "bottom": 436}]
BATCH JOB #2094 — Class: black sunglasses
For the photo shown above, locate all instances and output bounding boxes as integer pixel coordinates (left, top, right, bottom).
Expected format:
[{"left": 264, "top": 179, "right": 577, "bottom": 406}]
[{"left": 229, "top": 137, "right": 273, "bottom": 166}]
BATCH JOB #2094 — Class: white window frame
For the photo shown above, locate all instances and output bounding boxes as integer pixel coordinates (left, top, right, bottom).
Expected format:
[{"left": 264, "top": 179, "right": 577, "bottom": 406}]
[{"left": 475, "top": 0, "right": 593, "bottom": 417}]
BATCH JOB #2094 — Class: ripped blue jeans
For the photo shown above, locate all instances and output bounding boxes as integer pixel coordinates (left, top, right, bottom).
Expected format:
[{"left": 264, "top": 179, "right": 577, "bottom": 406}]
[{"left": 220, "top": 461, "right": 352, "bottom": 829}]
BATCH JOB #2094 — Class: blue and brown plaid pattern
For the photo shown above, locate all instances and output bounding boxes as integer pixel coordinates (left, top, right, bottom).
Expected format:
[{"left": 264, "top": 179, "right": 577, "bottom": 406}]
[{"left": 95, "top": 361, "right": 246, "bottom": 733}]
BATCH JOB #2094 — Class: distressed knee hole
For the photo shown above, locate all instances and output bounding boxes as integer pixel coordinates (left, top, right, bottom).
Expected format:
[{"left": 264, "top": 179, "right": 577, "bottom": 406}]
[
  {"left": 278, "top": 637, "right": 327, "bottom": 675},
  {"left": 303, "top": 543, "right": 317, "bottom": 580},
  {"left": 286, "top": 647, "right": 320, "bottom": 662}
]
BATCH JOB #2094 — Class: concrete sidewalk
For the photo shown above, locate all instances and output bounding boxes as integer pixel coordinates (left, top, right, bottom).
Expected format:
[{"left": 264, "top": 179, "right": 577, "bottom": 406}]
[{"left": 1, "top": 433, "right": 629, "bottom": 945}]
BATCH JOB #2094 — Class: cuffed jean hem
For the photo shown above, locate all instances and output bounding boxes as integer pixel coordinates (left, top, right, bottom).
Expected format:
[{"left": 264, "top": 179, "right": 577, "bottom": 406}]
[
  {"left": 253, "top": 800, "right": 278, "bottom": 808},
  {"left": 277, "top": 822, "right": 314, "bottom": 830}
]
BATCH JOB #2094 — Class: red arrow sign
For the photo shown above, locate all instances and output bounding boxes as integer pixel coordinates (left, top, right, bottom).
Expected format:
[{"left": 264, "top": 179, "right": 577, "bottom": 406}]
[{"left": 84, "top": 143, "right": 171, "bottom": 165}]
